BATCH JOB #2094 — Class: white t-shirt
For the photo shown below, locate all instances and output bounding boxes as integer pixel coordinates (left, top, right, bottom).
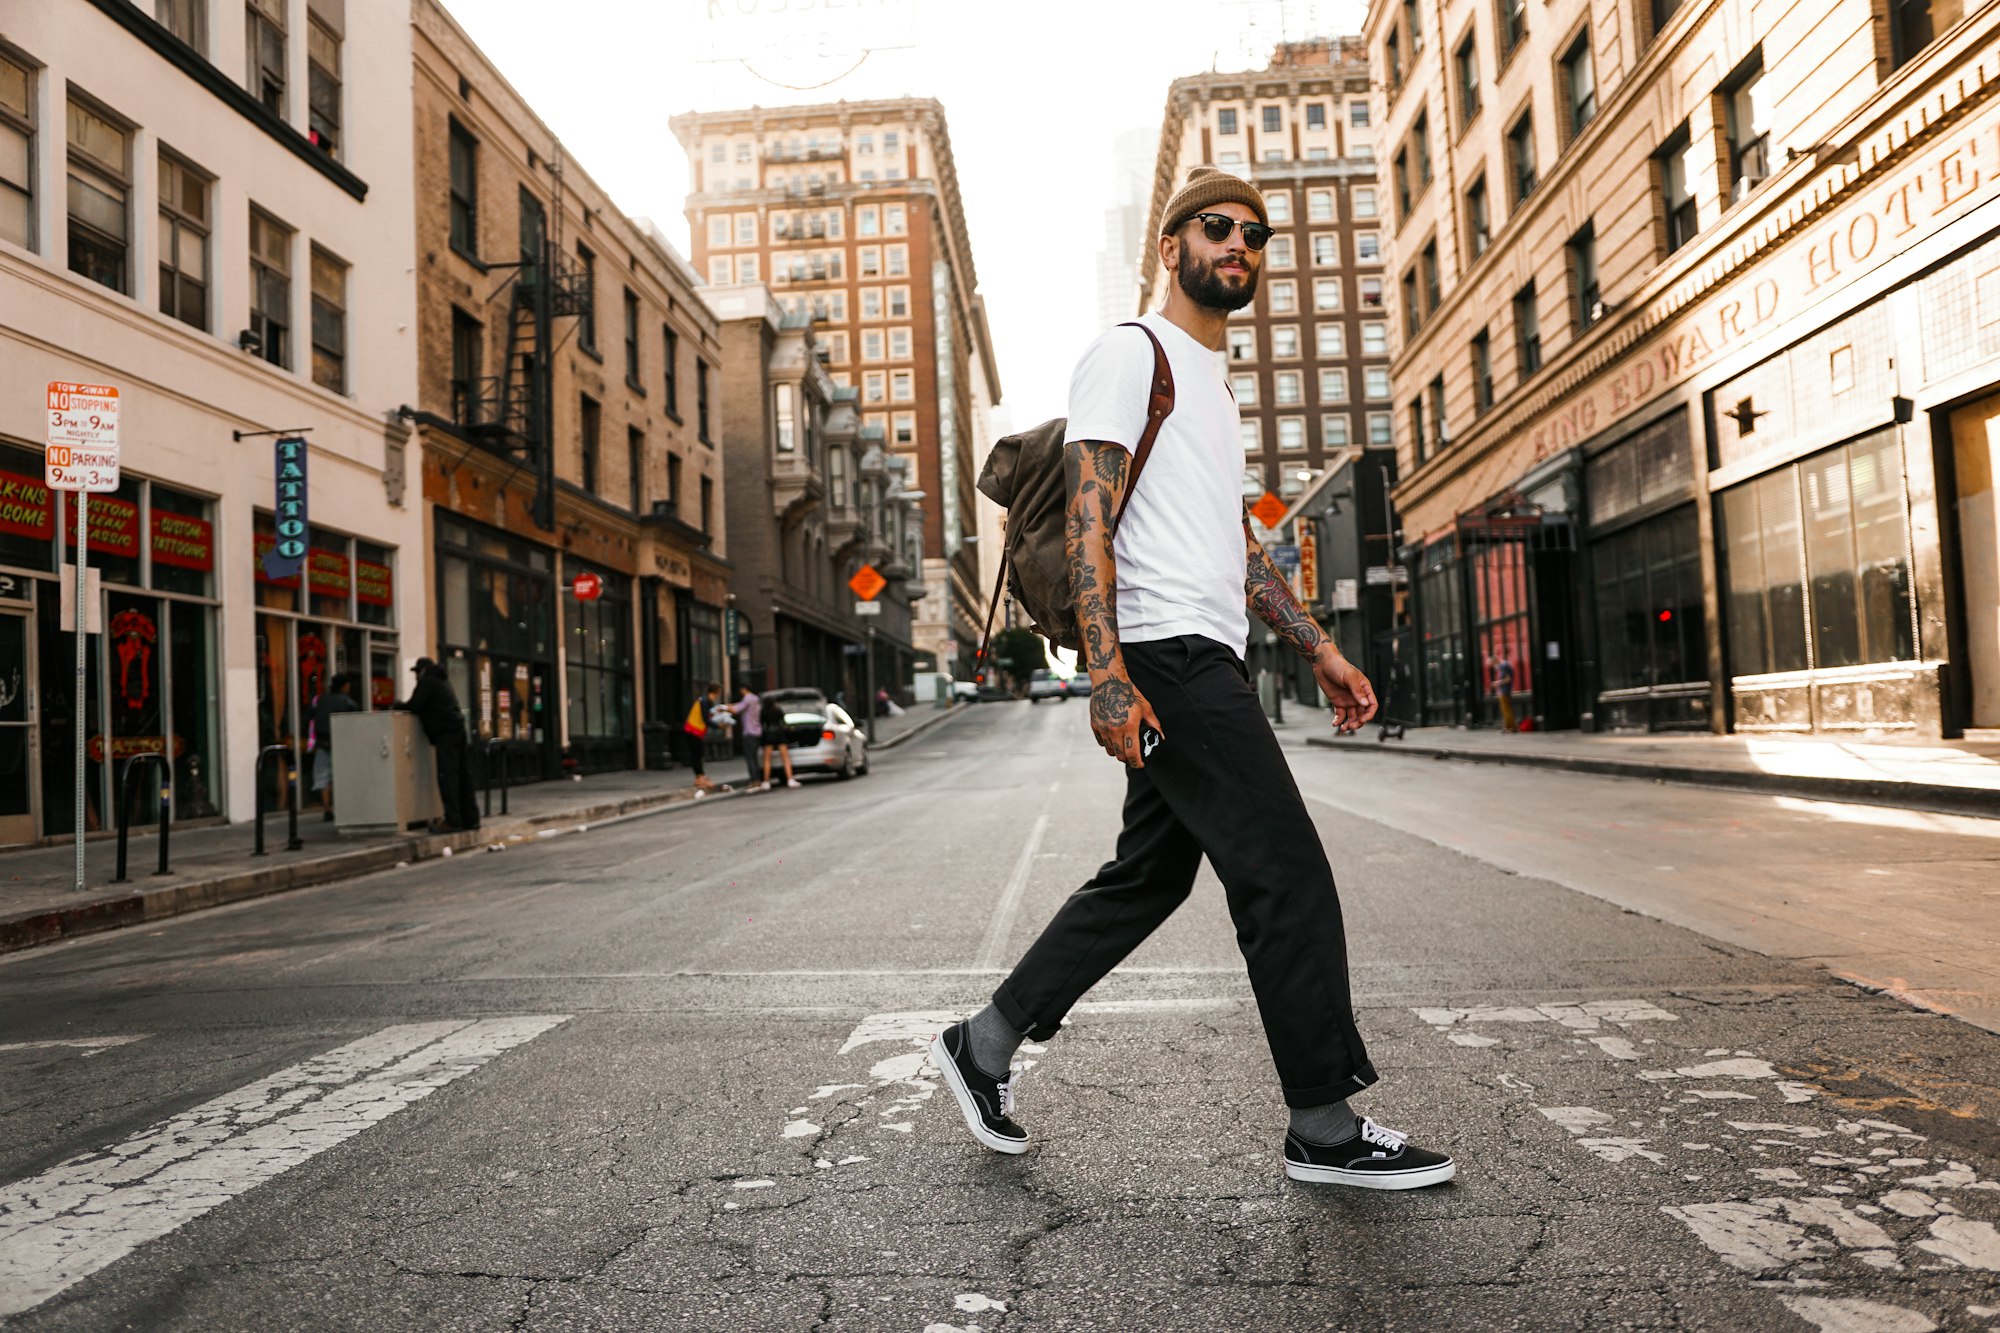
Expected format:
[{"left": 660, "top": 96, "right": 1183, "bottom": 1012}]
[{"left": 1063, "top": 311, "right": 1248, "bottom": 657}]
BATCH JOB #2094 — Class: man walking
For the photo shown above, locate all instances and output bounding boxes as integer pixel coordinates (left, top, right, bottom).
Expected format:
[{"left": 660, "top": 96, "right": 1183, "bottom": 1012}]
[
  {"left": 930, "top": 168, "right": 1455, "bottom": 1190},
  {"left": 396, "top": 657, "right": 479, "bottom": 832}
]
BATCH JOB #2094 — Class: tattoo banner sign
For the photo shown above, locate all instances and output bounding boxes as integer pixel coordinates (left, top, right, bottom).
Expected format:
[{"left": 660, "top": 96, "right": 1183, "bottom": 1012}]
[{"left": 263, "top": 436, "right": 309, "bottom": 582}]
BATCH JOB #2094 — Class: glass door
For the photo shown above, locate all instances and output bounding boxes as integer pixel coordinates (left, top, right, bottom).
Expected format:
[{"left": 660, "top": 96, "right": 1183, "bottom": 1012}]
[{"left": 0, "top": 609, "right": 36, "bottom": 847}]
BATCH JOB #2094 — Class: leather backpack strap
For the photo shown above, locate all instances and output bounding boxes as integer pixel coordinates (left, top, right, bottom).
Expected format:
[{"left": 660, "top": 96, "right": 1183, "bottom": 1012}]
[{"left": 1112, "top": 321, "right": 1175, "bottom": 532}]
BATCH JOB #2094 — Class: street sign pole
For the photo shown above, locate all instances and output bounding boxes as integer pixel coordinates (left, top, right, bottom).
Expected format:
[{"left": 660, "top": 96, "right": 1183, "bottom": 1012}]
[
  {"left": 72, "top": 491, "right": 86, "bottom": 894},
  {"left": 863, "top": 625, "right": 876, "bottom": 745}
]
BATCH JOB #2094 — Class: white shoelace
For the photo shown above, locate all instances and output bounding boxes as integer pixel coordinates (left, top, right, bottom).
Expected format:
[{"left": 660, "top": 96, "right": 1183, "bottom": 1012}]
[
  {"left": 997, "top": 1073, "right": 1016, "bottom": 1117},
  {"left": 1358, "top": 1117, "right": 1408, "bottom": 1151}
]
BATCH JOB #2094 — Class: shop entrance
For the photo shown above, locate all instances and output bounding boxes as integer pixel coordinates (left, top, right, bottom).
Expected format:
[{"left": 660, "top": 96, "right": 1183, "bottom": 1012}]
[
  {"left": 0, "top": 608, "right": 36, "bottom": 847},
  {"left": 1948, "top": 394, "right": 2000, "bottom": 728}
]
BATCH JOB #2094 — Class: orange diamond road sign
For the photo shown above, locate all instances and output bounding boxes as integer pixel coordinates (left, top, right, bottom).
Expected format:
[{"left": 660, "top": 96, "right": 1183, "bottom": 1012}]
[
  {"left": 1251, "top": 490, "right": 1288, "bottom": 529},
  {"left": 849, "top": 564, "right": 887, "bottom": 601}
]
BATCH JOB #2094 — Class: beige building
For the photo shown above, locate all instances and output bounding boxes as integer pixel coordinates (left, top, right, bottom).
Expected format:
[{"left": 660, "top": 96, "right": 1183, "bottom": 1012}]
[
  {"left": 408, "top": 0, "right": 726, "bottom": 779},
  {"left": 0, "top": 0, "right": 423, "bottom": 845},
  {"left": 1141, "top": 39, "right": 1394, "bottom": 509},
  {"left": 1366, "top": 0, "right": 2000, "bottom": 738},
  {"left": 669, "top": 99, "right": 1002, "bottom": 681}
]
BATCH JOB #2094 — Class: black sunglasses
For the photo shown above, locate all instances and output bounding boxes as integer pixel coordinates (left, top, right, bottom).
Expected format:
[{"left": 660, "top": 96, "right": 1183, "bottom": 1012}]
[{"left": 1186, "top": 212, "right": 1274, "bottom": 250}]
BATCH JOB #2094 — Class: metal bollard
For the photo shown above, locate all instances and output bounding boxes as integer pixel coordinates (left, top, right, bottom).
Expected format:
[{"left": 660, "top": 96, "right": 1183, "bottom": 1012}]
[
  {"left": 253, "top": 744, "right": 304, "bottom": 856},
  {"left": 111, "top": 753, "right": 170, "bottom": 884}
]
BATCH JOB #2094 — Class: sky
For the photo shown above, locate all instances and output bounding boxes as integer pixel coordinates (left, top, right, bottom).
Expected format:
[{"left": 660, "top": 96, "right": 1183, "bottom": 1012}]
[{"left": 447, "top": 0, "right": 1369, "bottom": 424}]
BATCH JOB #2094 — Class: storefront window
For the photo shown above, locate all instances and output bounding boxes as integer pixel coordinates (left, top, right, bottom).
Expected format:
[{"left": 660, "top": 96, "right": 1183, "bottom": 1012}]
[
  {"left": 1471, "top": 542, "right": 1533, "bottom": 719},
  {"left": 436, "top": 514, "right": 555, "bottom": 773},
  {"left": 150, "top": 485, "right": 214, "bottom": 597},
  {"left": 564, "top": 562, "right": 632, "bottom": 743},
  {"left": 355, "top": 540, "right": 394, "bottom": 627},
  {"left": 169, "top": 599, "right": 220, "bottom": 818},
  {"left": 307, "top": 525, "right": 352, "bottom": 621},
  {"left": 1592, "top": 506, "right": 1704, "bottom": 691},
  {"left": 62, "top": 479, "right": 143, "bottom": 587},
  {"left": 1418, "top": 544, "right": 1466, "bottom": 726}
]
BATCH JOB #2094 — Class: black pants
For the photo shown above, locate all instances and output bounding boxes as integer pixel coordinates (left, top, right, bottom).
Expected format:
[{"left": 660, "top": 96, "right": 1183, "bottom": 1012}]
[
  {"left": 678, "top": 729, "right": 706, "bottom": 779},
  {"left": 992, "top": 635, "right": 1378, "bottom": 1107},
  {"left": 433, "top": 733, "right": 480, "bottom": 830},
  {"left": 741, "top": 733, "right": 762, "bottom": 786}
]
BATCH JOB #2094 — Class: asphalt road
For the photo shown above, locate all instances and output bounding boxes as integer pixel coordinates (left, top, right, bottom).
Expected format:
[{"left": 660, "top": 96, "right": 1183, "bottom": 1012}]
[{"left": 3, "top": 699, "right": 1999, "bottom": 1332}]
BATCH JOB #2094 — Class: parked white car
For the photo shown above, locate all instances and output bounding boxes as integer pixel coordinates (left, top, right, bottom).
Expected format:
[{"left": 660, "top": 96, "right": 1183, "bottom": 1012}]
[
  {"left": 1027, "top": 669, "right": 1068, "bottom": 703},
  {"left": 760, "top": 689, "right": 870, "bottom": 780}
]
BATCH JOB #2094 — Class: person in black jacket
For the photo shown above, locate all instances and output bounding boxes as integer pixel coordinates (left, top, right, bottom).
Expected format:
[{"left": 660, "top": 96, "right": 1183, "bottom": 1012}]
[{"left": 395, "top": 657, "right": 479, "bottom": 832}]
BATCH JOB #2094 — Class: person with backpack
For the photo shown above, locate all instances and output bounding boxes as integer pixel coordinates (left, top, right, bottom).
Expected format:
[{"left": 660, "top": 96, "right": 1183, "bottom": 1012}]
[
  {"left": 679, "top": 682, "right": 728, "bottom": 796},
  {"left": 931, "top": 167, "right": 1455, "bottom": 1191},
  {"left": 758, "top": 690, "right": 801, "bottom": 790}
]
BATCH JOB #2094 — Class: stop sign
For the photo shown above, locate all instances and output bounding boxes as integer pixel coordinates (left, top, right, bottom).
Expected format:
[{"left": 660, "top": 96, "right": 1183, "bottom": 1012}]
[{"left": 572, "top": 571, "right": 603, "bottom": 601}]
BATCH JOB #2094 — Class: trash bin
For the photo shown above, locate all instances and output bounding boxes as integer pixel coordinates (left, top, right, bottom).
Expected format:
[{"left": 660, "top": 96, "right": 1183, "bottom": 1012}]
[{"left": 642, "top": 721, "right": 675, "bottom": 770}]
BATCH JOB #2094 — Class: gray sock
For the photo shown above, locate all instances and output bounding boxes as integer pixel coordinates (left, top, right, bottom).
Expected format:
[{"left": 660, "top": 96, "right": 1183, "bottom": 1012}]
[
  {"left": 965, "top": 1004, "right": 1024, "bottom": 1079},
  {"left": 1289, "top": 1100, "right": 1360, "bottom": 1145}
]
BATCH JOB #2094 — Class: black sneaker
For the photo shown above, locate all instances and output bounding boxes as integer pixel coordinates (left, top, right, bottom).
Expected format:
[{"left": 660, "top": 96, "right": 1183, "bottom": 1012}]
[
  {"left": 928, "top": 1022, "right": 1029, "bottom": 1155},
  {"left": 1283, "top": 1117, "right": 1456, "bottom": 1189}
]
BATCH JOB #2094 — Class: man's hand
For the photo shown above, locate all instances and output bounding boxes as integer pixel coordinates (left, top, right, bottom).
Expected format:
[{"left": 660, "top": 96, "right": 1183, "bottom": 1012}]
[
  {"left": 1089, "top": 673, "right": 1166, "bottom": 767},
  {"left": 1312, "top": 643, "right": 1378, "bottom": 733}
]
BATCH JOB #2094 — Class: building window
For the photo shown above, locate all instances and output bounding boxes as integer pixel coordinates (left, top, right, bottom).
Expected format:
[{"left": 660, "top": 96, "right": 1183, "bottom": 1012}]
[
  {"left": 1353, "top": 186, "right": 1378, "bottom": 219},
  {"left": 889, "top": 328, "right": 911, "bottom": 360},
  {"left": 623, "top": 289, "right": 642, "bottom": 387},
  {"left": 891, "top": 369, "right": 912, "bottom": 401},
  {"left": 1386, "top": 29, "right": 1403, "bottom": 89},
  {"left": 1649, "top": 0, "right": 1686, "bottom": 41},
  {"left": 1507, "top": 109, "right": 1537, "bottom": 204},
  {"left": 156, "top": 0, "right": 206, "bottom": 51},
  {"left": 1394, "top": 148, "right": 1412, "bottom": 218},
  {"left": 579, "top": 394, "right": 601, "bottom": 492},
  {"left": 1267, "top": 235, "right": 1295, "bottom": 268},
  {"left": 1218, "top": 107, "right": 1238, "bottom": 135},
  {"left": 1314, "top": 277, "right": 1342, "bottom": 310},
  {"left": 626, "top": 427, "right": 645, "bottom": 511},
  {"left": 1456, "top": 178, "right": 1488, "bottom": 265},
  {"left": 1228, "top": 327, "right": 1256, "bottom": 361},
  {"left": 249, "top": 208, "right": 291, "bottom": 368},
  {"left": 663, "top": 325, "right": 679, "bottom": 414},
  {"left": 309, "top": 245, "right": 346, "bottom": 392},
  {"left": 861, "top": 287, "right": 883, "bottom": 320},
  {"left": 1307, "top": 188, "right": 1334, "bottom": 223},
  {"left": 157, "top": 151, "right": 209, "bottom": 329},
  {"left": 1240, "top": 419, "right": 1261, "bottom": 451},
  {"left": 1568, "top": 221, "right": 1600, "bottom": 331},
  {"left": 1351, "top": 101, "right": 1371, "bottom": 128},
  {"left": 859, "top": 246, "right": 880, "bottom": 276},
  {"left": 1266, "top": 190, "right": 1292, "bottom": 223},
  {"left": 700, "top": 475, "right": 714, "bottom": 534},
  {"left": 1368, "top": 411, "right": 1393, "bottom": 446},
  {"left": 450, "top": 309, "right": 482, "bottom": 424},
  {"left": 697, "top": 362, "right": 712, "bottom": 441},
  {"left": 1232, "top": 372, "right": 1259, "bottom": 405},
  {"left": 1889, "top": 0, "right": 1959, "bottom": 67},
  {"left": 1269, "top": 279, "right": 1297, "bottom": 313},
  {"left": 1323, "top": 414, "right": 1351, "bottom": 447},
  {"left": 1513, "top": 281, "right": 1541, "bottom": 375},
  {"left": 1561, "top": 31, "right": 1597, "bottom": 141},
  {"left": 1361, "top": 277, "right": 1387, "bottom": 311},
  {"left": 709, "top": 214, "right": 730, "bottom": 248},
  {"left": 448, "top": 120, "right": 478, "bottom": 257},
  {"left": 1498, "top": 0, "right": 1527, "bottom": 56},
  {"left": 667, "top": 453, "right": 682, "bottom": 509},
  {"left": 708, "top": 256, "right": 729, "bottom": 285},
  {"left": 774, "top": 382, "right": 796, "bottom": 453},
  {"left": 576, "top": 244, "right": 597, "bottom": 352},
  {"left": 863, "top": 329, "right": 884, "bottom": 361},
  {"left": 1316, "top": 323, "right": 1345, "bottom": 357},
  {"left": 67, "top": 97, "right": 130, "bottom": 294},
  {"left": 1429, "top": 375, "right": 1448, "bottom": 449},
  {"left": 306, "top": 11, "right": 340, "bottom": 156},
  {"left": 893, "top": 411, "right": 916, "bottom": 445},
  {"left": 1365, "top": 367, "right": 1391, "bottom": 399},
  {"left": 1312, "top": 233, "right": 1339, "bottom": 265},
  {"left": 886, "top": 244, "right": 907, "bottom": 277},
  {"left": 1410, "top": 396, "right": 1428, "bottom": 463},
  {"left": 1276, "top": 371, "right": 1304, "bottom": 405},
  {"left": 864, "top": 371, "right": 885, "bottom": 404},
  {"left": 857, "top": 205, "right": 878, "bottom": 236},
  {"left": 1273, "top": 325, "right": 1300, "bottom": 359},
  {"left": 1659, "top": 124, "right": 1698, "bottom": 253},
  {"left": 1401, "top": 270, "right": 1422, "bottom": 337},
  {"left": 889, "top": 285, "right": 910, "bottom": 317},
  {"left": 1421, "top": 239, "right": 1441, "bottom": 313},
  {"left": 1278, "top": 417, "right": 1306, "bottom": 450},
  {"left": 246, "top": 0, "right": 286, "bottom": 115},
  {"left": 1472, "top": 329, "right": 1494, "bottom": 414},
  {"left": 1362, "top": 321, "right": 1388, "bottom": 354},
  {"left": 1725, "top": 54, "right": 1771, "bottom": 202},
  {"left": 1306, "top": 103, "right": 1326, "bottom": 130},
  {"left": 1319, "top": 367, "right": 1349, "bottom": 401},
  {"left": 1456, "top": 34, "right": 1482, "bottom": 126},
  {"left": 0, "top": 53, "right": 31, "bottom": 251},
  {"left": 1261, "top": 105, "right": 1281, "bottom": 133},
  {"left": 1413, "top": 111, "right": 1432, "bottom": 185}
]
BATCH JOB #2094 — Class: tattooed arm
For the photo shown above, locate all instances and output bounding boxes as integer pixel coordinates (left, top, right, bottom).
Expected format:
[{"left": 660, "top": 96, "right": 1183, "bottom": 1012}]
[
  {"left": 1066, "top": 438, "right": 1166, "bottom": 766},
  {"left": 1244, "top": 513, "right": 1379, "bottom": 733}
]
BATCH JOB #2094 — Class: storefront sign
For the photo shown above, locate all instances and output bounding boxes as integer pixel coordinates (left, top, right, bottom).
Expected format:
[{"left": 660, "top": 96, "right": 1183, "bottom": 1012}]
[
  {"left": 62, "top": 492, "right": 140, "bottom": 557},
  {"left": 264, "top": 436, "right": 308, "bottom": 580},
  {"left": 307, "top": 546, "right": 351, "bottom": 597},
  {"left": 1299, "top": 529, "right": 1319, "bottom": 602},
  {"left": 44, "top": 381, "right": 120, "bottom": 492},
  {"left": 149, "top": 509, "right": 214, "bottom": 570},
  {"left": 1332, "top": 578, "right": 1360, "bottom": 611},
  {"left": 0, "top": 468, "right": 54, "bottom": 542},
  {"left": 356, "top": 558, "right": 393, "bottom": 608},
  {"left": 652, "top": 549, "right": 693, "bottom": 588},
  {"left": 572, "top": 571, "right": 603, "bottom": 601},
  {"left": 86, "top": 733, "right": 187, "bottom": 764},
  {"left": 725, "top": 608, "right": 740, "bottom": 655}
]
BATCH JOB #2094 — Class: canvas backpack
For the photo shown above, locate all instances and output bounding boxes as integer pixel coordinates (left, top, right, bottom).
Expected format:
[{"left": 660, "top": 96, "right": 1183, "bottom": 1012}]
[{"left": 972, "top": 322, "right": 1176, "bottom": 667}]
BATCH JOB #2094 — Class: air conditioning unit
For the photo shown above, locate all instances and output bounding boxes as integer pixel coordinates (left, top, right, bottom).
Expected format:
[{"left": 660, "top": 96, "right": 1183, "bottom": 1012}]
[{"left": 1731, "top": 173, "right": 1767, "bottom": 203}]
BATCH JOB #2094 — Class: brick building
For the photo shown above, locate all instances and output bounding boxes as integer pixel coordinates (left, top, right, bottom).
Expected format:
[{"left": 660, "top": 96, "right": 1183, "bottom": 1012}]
[
  {"left": 669, "top": 99, "right": 1001, "bottom": 680},
  {"left": 1366, "top": 0, "right": 2000, "bottom": 739},
  {"left": 409, "top": 0, "right": 727, "bottom": 778},
  {"left": 708, "top": 283, "right": 922, "bottom": 701}
]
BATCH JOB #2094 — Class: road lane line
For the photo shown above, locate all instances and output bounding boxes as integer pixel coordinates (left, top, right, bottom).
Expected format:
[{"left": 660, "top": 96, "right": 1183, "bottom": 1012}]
[
  {"left": 0, "top": 1037, "right": 147, "bottom": 1058},
  {"left": 974, "top": 813, "right": 1050, "bottom": 970},
  {"left": 0, "top": 1015, "right": 568, "bottom": 1316}
]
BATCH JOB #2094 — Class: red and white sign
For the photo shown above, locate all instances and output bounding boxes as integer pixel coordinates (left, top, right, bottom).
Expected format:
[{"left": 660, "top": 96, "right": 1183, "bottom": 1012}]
[
  {"left": 572, "top": 571, "right": 603, "bottom": 602},
  {"left": 45, "top": 381, "right": 121, "bottom": 492}
]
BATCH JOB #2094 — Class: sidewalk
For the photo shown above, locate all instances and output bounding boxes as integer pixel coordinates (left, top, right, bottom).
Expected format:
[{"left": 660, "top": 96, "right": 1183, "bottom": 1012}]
[
  {"left": 0, "top": 701, "right": 967, "bottom": 956},
  {"left": 1303, "top": 721, "right": 2000, "bottom": 815}
]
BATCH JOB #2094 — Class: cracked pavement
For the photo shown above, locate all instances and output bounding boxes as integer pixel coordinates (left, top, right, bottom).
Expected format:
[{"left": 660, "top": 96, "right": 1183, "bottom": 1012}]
[{"left": 1, "top": 701, "right": 1998, "bottom": 1331}]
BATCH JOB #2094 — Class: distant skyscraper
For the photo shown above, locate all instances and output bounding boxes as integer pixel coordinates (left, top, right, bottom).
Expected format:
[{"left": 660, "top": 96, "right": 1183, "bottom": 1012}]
[{"left": 1096, "top": 128, "right": 1157, "bottom": 329}]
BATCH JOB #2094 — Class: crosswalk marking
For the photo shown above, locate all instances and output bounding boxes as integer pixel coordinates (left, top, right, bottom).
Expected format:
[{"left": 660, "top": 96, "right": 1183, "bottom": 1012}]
[{"left": 0, "top": 1015, "right": 568, "bottom": 1317}]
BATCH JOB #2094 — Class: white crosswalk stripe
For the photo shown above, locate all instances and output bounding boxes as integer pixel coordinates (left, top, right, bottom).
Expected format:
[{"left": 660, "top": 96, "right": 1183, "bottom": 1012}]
[{"left": 0, "top": 1015, "right": 568, "bottom": 1316}]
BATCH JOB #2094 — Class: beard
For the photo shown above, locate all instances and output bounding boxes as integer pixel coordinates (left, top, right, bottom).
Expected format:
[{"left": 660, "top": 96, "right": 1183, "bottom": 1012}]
[{"left": 1176, "top": 247, "right": 1259, "bottom": 311}]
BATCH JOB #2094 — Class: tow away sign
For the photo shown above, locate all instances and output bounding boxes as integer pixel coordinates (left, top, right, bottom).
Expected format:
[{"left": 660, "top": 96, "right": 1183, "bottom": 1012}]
[{"left": 45, "top": 382, "right": 121, "bottom": 491}]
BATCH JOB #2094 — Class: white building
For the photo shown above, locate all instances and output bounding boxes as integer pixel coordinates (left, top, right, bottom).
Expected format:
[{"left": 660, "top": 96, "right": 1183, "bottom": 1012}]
[
  {"left": 0, "top": 0, "right": 422, "bottom": 845},
  {"left": 1094, "top": 127, "right": 1156, "bottom": 330}
]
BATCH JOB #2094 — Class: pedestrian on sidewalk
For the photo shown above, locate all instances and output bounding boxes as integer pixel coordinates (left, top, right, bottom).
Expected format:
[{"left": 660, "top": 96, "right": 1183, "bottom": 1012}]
[
  {"left": 679, "top": 683, "right": 729, "bottom": 795},
  {"left": 759, "top": 690, "right": 801, "bottom": 789},
  {"left": 395, "top": 658, "right": 479, "bottom": 832},
  {"left": 930, "top": 168, "right": 1455, "bottom": 1190},
  {"left": 310, "top": 672, "right": 360, "bottom": 821},
  {"left": 728, "top": 682, "right": 764, "bottom": 789},
  {"left": 1492, "top": 654, "right": 1517, "bottom": 733}
]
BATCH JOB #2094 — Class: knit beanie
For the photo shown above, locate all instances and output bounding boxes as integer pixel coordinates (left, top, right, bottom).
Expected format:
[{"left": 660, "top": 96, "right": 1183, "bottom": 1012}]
[{"left": 1160, "top": 166, "right": 1268, "bottom": 235}]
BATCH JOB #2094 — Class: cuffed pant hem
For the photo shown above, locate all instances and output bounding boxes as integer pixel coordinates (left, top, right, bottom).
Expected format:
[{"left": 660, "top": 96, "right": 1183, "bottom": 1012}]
[
  {"left": 1281, "top": 1062, "right": 1381, "bottom": 1109},
  {"left": 991, "top": 983, "right": 1062, "bottom": 1042}
]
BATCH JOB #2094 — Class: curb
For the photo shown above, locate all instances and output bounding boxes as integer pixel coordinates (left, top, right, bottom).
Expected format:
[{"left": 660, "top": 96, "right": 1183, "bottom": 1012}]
[
  {"left": 874, "top": 704, "right": 970, "bottom": 751},
  {"left": 1302, "top": 735, "right": 2000, "bottom": 818},
  {"left": 0, "top": 782, "right": 721, "bottom": 958}
]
